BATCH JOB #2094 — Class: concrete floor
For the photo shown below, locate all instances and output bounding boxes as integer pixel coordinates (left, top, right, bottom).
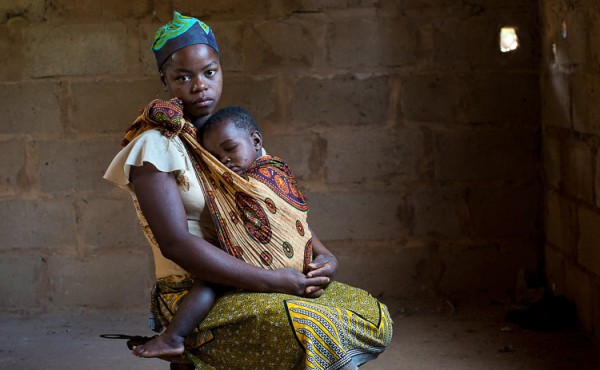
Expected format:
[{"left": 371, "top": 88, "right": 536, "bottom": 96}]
[{"left": 1, "top": 297, "right": 598, "bottom": 370}]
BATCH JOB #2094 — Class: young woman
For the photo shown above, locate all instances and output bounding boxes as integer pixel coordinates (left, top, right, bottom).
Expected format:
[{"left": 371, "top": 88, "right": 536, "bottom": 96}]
[{"left": 104, "top": 12, "right": 392, "bottom": 369}]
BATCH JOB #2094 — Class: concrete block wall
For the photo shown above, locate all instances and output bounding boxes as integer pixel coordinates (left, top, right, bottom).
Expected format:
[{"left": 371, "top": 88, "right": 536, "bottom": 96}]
[
  {"left": 0, "top": 0, "right": 541, "bottom": 312},
  {"left": 541, "top": 0, "right": 600, "bottom": 340}
]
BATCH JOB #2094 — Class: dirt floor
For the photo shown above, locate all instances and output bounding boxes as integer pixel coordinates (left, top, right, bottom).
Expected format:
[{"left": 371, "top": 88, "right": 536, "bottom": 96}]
[{"left": 1, "top": 297, "right": 598, "bottom": 370}]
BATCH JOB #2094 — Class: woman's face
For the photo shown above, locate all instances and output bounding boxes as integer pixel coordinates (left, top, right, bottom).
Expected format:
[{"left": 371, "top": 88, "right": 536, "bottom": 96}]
[{"left": 160, "top": 44, "right": 223, "bottom": 120}]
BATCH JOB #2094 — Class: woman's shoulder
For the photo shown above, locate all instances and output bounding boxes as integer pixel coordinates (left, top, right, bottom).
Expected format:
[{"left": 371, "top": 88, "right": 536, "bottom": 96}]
[
  {"left": 131, "top": 128, "right": 172, "bottom": 144},
  {"left": 104, "top": 129, "right": 190, "bottom": 186}
]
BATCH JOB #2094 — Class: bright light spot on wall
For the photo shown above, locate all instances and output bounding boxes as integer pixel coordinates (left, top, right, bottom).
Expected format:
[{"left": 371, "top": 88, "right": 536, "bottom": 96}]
[
  {"left": 500, "top": 27, "right": 519, "bottom": 52},
  {"left": 561, "top": 20, "right": 567, "bottom": 38}
]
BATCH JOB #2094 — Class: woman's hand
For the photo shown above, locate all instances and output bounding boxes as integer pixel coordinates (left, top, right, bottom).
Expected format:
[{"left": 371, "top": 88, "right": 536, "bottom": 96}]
[
  {"left": 271, "top": 268, "right": 329, "bottom": 298},
  {"left": 306, "top": 253, "right": 338, "bottom": 281},
  {"left": 303, "top": 229, "right": 339, "bottom": 296}
]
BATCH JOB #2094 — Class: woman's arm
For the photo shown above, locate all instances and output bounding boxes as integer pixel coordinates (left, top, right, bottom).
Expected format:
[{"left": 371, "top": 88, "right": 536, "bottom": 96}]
[{"left": 130, "top": 162, "right": 328, "bottom": 296}]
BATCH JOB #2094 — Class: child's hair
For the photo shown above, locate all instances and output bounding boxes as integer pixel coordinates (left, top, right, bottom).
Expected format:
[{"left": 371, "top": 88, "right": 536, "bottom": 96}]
[{"left": 202, "top": 106, "right": 260, "bottom": 138}]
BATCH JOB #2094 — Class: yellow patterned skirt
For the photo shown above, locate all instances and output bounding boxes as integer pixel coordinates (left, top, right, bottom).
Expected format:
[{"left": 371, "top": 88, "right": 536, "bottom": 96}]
[{"left": 150, "top": 280, "right": 393, "bottom": 370}]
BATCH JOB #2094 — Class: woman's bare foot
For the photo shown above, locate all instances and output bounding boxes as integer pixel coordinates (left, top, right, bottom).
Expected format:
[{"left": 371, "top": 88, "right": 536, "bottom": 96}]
[{"left": 132, "top": 333, "right": 185, "bottom": 358}]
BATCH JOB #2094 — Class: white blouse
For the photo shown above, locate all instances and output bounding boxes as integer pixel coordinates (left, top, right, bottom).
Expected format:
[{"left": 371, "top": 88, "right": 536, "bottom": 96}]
[{"left": 104, "top": 129, "right": 216, "bottom": 281}]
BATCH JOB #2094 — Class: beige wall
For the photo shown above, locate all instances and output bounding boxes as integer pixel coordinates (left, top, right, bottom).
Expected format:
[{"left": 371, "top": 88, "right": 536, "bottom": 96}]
[
  {"left": 541, "top": 0, "right": 600, "bottom": 341},
  {"left": 1, "top": 1, "right": 542, "bottom": 314}
]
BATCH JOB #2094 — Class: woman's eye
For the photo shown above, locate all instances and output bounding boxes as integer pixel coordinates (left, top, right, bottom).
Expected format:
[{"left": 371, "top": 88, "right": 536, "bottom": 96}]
[
  {"left": 206, "top": 70, "right": 216, "bottom": 77},
  {"left": 177, "top": 75, "right": 191, "bottom": 82}
]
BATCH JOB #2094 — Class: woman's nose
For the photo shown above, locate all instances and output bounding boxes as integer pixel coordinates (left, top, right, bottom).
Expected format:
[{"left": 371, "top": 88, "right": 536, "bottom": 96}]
[{"left": 192, "top": 77, "right": 207, "bottom": 93}]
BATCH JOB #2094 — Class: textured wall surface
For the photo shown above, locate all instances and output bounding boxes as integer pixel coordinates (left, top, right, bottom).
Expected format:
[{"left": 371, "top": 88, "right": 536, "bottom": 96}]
[
  {"left": 541, "top": 0, "right": 600, "bottom": 341},
  {"left": 0, "top": 1, "right": 541, "bottom": 312}
]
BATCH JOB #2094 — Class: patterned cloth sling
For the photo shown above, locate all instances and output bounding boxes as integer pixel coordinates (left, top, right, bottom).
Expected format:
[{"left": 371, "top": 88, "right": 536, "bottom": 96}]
[{"left": 123, "top": 98, "right": 313, "bottom": 273}]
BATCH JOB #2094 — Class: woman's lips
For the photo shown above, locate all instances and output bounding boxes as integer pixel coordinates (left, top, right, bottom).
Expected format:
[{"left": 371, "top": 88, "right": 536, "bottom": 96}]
[{"left": 193, "top": 97, "right": 213, "bottom": 107}]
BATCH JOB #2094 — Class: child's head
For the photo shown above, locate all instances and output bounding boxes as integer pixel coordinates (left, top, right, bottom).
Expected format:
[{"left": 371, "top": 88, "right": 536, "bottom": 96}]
[
  {"left": 152, "top": 12, "right": 222, "bottom": 121},
  {"left": 202, "top": 106, "right": 263, "bottom": 174}
]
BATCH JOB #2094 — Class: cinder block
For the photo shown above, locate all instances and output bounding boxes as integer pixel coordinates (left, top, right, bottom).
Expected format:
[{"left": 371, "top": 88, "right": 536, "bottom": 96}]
[
  {"left": 401, "top": 74, "right": 463, "bottom": 122},
  {"left": 439, "top": 241, "right": 538, "bottom": 297},
  {"left": 398, "top": 0, "right": 535, "bottom": 12},
  {"left": 290, "top": 0, "right": 379, "bottom": 12},
  {"left": 562, "top": 138, "right": 593, "bottom": 203},
  {"left": 38, "top": 138, "right": 119, "bottom": 192},
  {"left": 331, "top": 242, "right": 427, "bottom": 298},
  {"left": 322, "top": 128, "right": 424, "bottom": 184},
  {"left": 460, "top": 73, "right": 540, "bottom": 124},
  {"left": 543, "top": 135, "right": 561, "bottom": 189},
  {"left": 539, "top": 0, "right": 560, "bottom": 49},
  {"left": 434, "top": 129, "right": 537, "bottom": 182},
  {"left": 260, "top": 132, "right": 315, "bottom": 181},
  {"left": 0, "top": 0, "right": 45, "bottom": 23},
  {"left": 541, "top": 71, "right": 571, "bottom": 129},
  {"left": 564, "top": 262, "right": 593, "bottom": 331},
  {"left": 70, "top": 79, "right": 164, "bottom": 134},
  {"left": 591, "top": 282, "right": 600, "bottom": 344},
  {"left": 545, "top": 191, "right": 578, "bottom": 257},
  {"left": 305, "top": 190, "right": 403, "bottom": 241},
  {"left": 403, "top": 73, "right": 539, "bottom": 124},
  {"left": 328, "top": 17, "right": 418, "bottom": 68},
  {"left": 171, "top": 0, "right": 273, "bottom": 19},
  {"left": 47, "top": 252, "right": 153, "bottom": 308},
  {"left": 25, "top": 23, "right": 128, "bottom": 77},
  {"left": 243, "top": 19, "right": 324, "bottom": 72},
  {"left": 553, "top": 9, "right": 588, "bottom": 67},
  {"left": 0, "top": 140, "right": 25, "bottom": 194},
  {"left": 577, "top": 206, "right": 600, "bottom": 275},
  {"left": 590, "top": 12, "right": 600, "bottom": 68},
  {"left": 81, "top": 194, "right": 146, "bottom": 249},
  {"left": 0, "top": 23, "right": 24, "bottom": 81},
  {"left": 289, "top": 75, "right": 389, "bottom": 127},
  {"left": 338, "top": 240, "right": 537, "bottom": 299},
  {"left": 0, "top": 197, "right": 76, "bottom": 249},
  {"left": 572, "top": 73, "right": 600, "bottom": 136},
  {"left": 47, "top": 0, "right": 149, "bottom": 19},
  {"left": 140, "top": 23, "right": 162, "bottom": 76},
  {"left": 594, "top": 153, "right": 600, "bottom": 209},
  {"left": 0, "top": 81, "right": 61, "bottom": 134},
  {"left": 204, "top": 21, "right": 246, "bottom": 73},
  {"left": 468, "top": 185, "right": 541, "bottom": 238},
  {"left": 150, "top": 1, "right": 171, "bottom": 22},
  {"left": 219, "top": 76, "right": 277, "bottom": 121},
  {"left": 400, "top": 186, "right": 467, "bottom": 237},
  {"left": 0, "top": 255, "right": 44, "bottom": 309},
  {"left": 545, "top": 245, "right": 566, "bottom": 295}
]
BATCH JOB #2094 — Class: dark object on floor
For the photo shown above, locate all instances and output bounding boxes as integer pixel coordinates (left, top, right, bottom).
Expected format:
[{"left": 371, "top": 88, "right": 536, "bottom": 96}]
[
  {"left": 506, "top": 295, "right": 577, "bottom": 332},
  {"left": 99, "top": 333, "right": 158, "bottom": 350}
]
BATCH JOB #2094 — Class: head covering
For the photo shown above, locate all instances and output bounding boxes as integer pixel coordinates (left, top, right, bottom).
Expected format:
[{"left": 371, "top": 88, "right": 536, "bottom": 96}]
[{"left": 152, "top": 11, "right": 219, "bottom": 69}]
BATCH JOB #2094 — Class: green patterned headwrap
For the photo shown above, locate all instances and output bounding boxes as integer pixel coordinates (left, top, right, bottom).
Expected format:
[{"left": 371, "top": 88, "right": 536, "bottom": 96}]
[{"left": 152, "top": 11, "right": 219, "bottom": 69}]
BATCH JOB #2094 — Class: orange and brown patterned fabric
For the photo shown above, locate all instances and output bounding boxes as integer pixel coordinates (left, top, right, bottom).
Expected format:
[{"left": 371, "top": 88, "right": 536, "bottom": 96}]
[{"left": 124, "top": 98, "right": 312, "bottom": 273}]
